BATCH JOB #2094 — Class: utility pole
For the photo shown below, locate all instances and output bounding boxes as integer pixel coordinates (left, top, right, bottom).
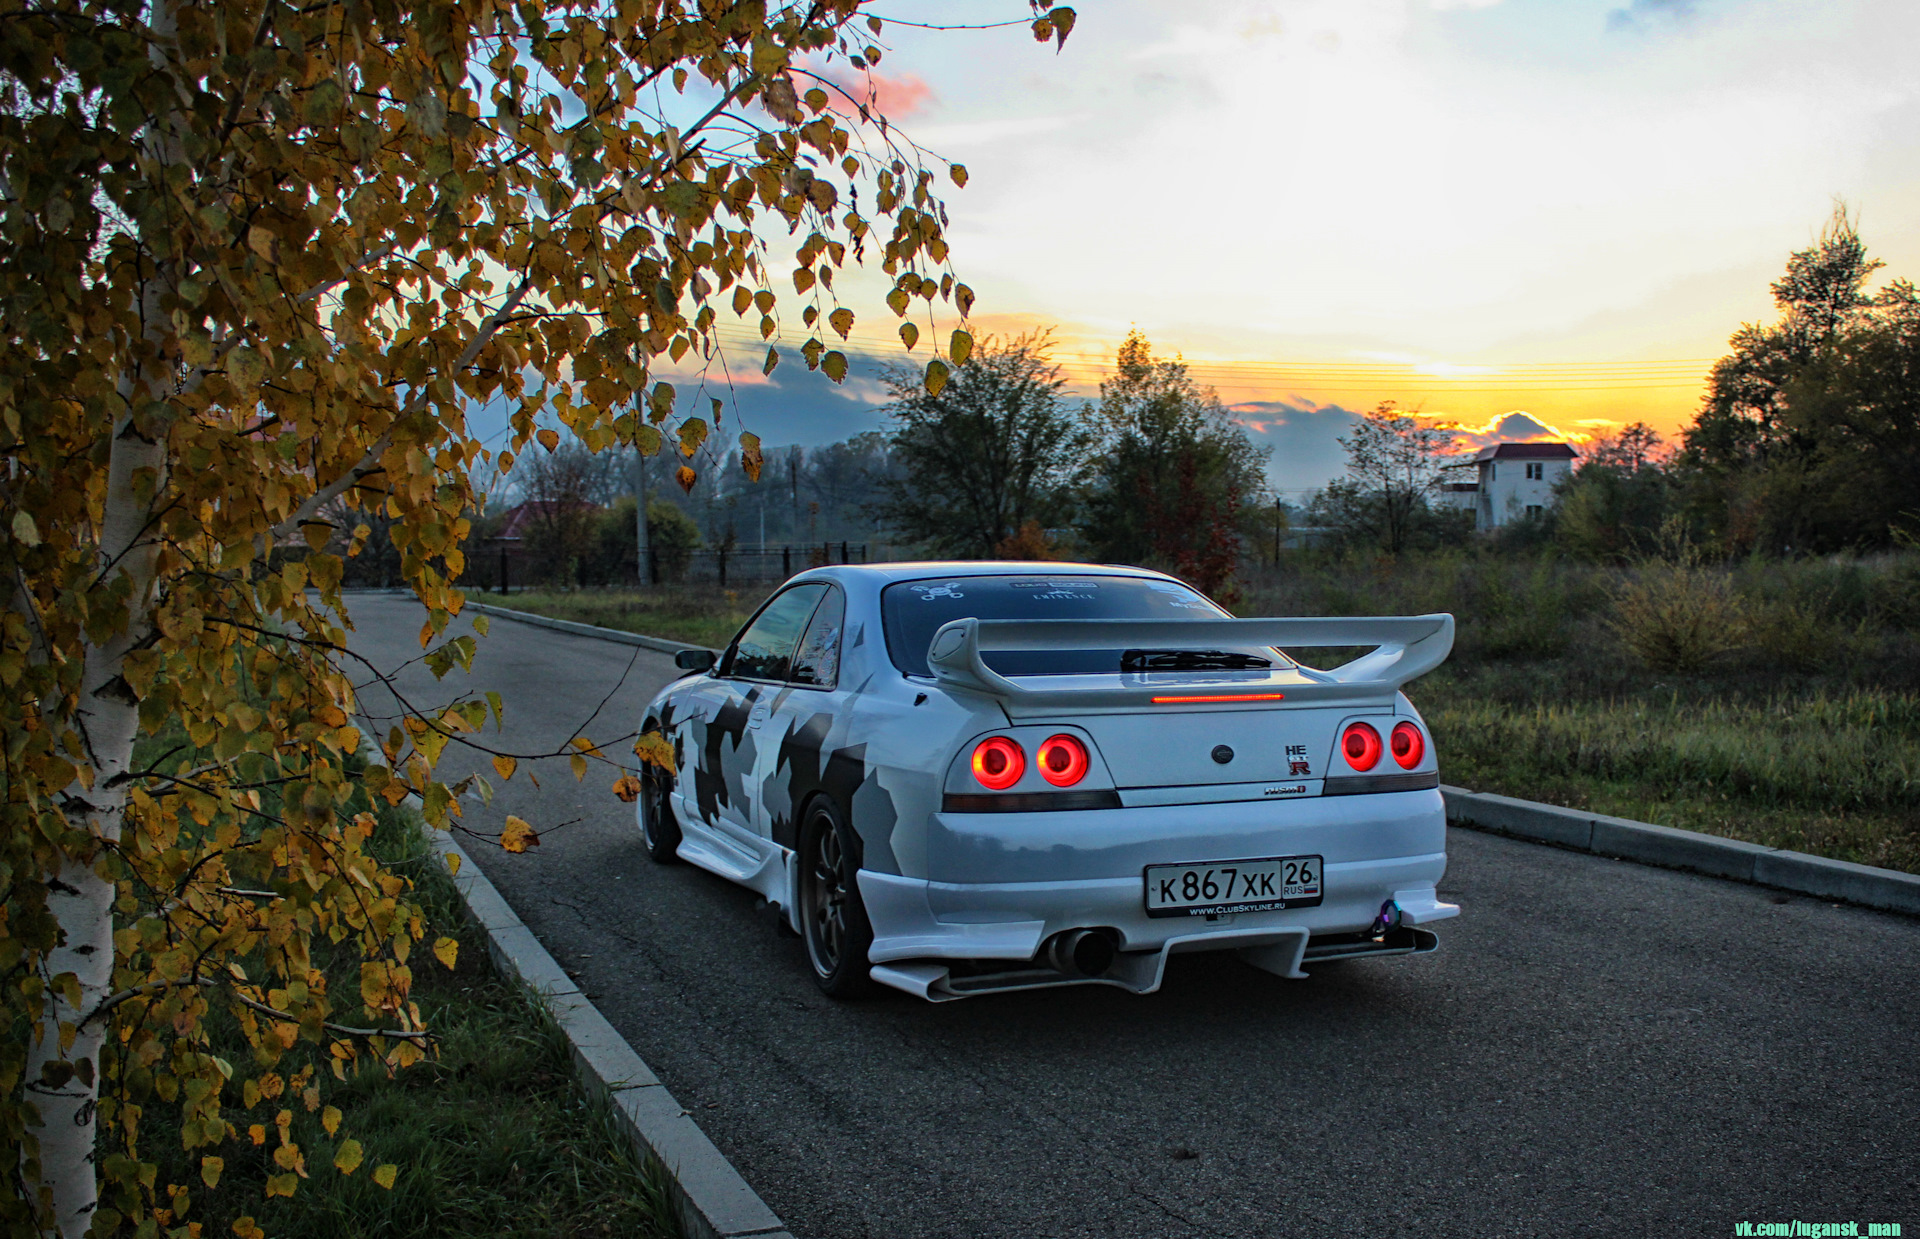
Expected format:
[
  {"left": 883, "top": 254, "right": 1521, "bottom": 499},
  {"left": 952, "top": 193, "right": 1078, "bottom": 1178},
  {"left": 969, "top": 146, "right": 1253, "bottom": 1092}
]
[
  {"left": 788, "top": 447, "right": 801, "bottom": 544},
  {"left": 634, "top": 444, "right": 652, "bottom": 586}
]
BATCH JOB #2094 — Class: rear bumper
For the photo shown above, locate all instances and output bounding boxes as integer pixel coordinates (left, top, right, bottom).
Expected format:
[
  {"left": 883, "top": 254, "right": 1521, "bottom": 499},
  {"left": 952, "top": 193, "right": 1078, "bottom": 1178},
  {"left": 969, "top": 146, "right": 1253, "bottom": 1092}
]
[{"left": 860, "top": 789, "right": 1458, "bottom": 997}]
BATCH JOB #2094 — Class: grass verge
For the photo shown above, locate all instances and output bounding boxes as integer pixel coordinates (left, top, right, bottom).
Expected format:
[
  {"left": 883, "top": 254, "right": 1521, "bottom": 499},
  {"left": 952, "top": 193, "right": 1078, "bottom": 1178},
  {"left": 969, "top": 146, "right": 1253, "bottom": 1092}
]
[
  {"left": 1243, "top": 552, "right": 1920, "bottom": 875},
  {"left": 485, "top": 586, "right": 770, "bottom": 650},
  {"left": 1426, "top": 685, "right": 1920, "bottom": 872},
  {"left": 149, "top": 802, "right": 679, "bottom": 1239}
]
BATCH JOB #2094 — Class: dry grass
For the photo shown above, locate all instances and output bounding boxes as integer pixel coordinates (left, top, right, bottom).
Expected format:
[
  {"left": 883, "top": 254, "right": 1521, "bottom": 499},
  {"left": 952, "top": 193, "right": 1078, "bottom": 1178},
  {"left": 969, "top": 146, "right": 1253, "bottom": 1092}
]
[
  {"left": 1429, "top": 688, "right": 1920, "bottom": 872},
  {"left": 1241, "top": 549, "right": 1920, "bottom": 873}
]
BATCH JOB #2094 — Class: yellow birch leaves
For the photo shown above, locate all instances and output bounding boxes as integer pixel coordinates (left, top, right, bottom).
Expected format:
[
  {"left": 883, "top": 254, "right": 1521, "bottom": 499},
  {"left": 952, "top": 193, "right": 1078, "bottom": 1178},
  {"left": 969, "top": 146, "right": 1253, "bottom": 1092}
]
[
  {"left": 0, "top": 0, "right": 1079, "bottom": 1226},
  {"left": 633, "top": 731, "right": 676, "bottom": 772},
  {"left": 501, "top": 816, "right": 540, "bottom": 854}
]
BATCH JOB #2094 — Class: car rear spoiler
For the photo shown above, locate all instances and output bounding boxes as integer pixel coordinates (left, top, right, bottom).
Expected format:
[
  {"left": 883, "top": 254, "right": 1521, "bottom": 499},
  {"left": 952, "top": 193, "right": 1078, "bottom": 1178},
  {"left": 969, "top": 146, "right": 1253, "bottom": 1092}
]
[{"left": 925, "top": 614, "right": 1454, "bottom": 713}]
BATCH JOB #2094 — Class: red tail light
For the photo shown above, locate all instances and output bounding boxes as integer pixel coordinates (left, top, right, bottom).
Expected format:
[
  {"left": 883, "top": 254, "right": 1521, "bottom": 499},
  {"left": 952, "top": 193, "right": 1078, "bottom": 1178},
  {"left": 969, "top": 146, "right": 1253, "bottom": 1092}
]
[
  {"left": 1036, "top": 735, "right": 1090, "bottom": 787},
  {"left": 971, "top": 737, "right": 1025, "bottom": 790},
  {"left": 1341, "top": 722, "right": 1383, "bottom": 772},
  {"left": 1390, "top": 721, "right": 1425, "bottom": 769}
]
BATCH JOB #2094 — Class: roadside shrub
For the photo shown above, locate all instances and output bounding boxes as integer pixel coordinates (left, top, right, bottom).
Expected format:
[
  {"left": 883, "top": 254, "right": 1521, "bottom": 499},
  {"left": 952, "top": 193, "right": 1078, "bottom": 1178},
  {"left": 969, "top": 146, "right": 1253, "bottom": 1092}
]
[
  {"left": 1471, "top": 559, "right": 1571, "bottom": 659},
  {"left": 1865, "top": 551, "right": 1920, "bottom": 630},
  {"left": 1742, "top": 592, "right": 1843, "bottom": 671},
  {"left": 1606, "top": 521, "right": 1745, "bottom": 672},
  {"left": 1608, "top": 557, "right": 1746, "bottom": 674},
  {"left": 585, "top": 497, "right": 702, "bottom": 583}
]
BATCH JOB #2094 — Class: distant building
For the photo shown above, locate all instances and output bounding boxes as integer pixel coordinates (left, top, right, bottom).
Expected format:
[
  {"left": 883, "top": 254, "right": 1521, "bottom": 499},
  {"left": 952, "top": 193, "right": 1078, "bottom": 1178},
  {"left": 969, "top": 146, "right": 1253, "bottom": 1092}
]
[{"left": 1437, "top": 442, "right": 1578, "bottom": 531}]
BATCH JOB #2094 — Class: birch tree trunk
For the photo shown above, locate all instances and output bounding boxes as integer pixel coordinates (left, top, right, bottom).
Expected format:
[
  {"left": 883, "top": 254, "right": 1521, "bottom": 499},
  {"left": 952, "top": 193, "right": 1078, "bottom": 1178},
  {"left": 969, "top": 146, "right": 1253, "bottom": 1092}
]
[
  {"left": 25, "top": 356, "right": 167, "bottom": 1239},
  {"left": 21, "top": 3, "right": 175, "bottom": 1230}
]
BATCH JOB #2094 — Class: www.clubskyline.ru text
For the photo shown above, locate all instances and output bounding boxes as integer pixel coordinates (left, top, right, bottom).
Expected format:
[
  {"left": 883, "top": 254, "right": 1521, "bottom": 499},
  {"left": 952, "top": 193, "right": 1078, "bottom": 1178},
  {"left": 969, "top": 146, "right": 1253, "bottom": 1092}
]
[{"left": 1734, "top": 1223, "right": 1901, "bottom": 1237}]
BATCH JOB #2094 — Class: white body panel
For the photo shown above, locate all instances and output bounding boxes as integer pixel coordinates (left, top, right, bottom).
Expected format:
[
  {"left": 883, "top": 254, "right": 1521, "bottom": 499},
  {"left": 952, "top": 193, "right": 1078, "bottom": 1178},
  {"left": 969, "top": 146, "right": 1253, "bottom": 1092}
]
[{"left": 639, "top": 561, "right": 1460, "bottom": 1001}]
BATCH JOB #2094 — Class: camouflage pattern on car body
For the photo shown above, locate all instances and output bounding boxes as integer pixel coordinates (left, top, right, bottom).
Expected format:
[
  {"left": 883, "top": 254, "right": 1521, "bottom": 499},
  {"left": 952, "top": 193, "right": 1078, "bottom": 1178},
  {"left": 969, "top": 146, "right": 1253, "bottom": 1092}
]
[{"left": 638, "top": 561, "right": 1460, "bottom": 1001}]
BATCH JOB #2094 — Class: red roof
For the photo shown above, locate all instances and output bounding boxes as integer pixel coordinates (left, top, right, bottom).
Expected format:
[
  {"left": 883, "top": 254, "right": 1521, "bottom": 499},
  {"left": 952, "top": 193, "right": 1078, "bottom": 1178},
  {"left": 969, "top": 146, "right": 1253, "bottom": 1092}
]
[{"left": 1444, "top": 441, "right": 1579, "bottom": 466}]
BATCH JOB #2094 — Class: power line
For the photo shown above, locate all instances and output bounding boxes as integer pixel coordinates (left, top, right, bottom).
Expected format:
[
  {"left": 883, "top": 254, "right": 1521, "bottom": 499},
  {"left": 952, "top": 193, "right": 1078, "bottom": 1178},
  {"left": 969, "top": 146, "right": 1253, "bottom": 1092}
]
[{"left": 685, "top": 325, "right": 1714, "bottom": 390}]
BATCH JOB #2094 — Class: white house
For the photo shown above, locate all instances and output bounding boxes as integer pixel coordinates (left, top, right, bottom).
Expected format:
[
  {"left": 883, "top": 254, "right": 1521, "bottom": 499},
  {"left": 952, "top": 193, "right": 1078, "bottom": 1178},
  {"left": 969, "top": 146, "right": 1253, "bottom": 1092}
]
[{"left": 1437, "top": 442, "right": 1578, "bottom": 531}]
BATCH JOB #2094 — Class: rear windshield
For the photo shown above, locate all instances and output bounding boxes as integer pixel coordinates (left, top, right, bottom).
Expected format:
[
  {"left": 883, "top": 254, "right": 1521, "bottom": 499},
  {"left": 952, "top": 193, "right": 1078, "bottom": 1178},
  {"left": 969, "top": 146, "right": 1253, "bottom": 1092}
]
[{"left": 881, "top": 574, "right": 1280, "bottom": 677}]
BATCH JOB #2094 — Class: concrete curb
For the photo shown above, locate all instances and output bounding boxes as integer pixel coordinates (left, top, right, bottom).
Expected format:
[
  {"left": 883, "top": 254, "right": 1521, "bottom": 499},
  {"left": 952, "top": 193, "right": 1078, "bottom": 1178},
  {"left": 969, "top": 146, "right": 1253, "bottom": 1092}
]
[
  {"left": 464, "top": 599, "right": 722, "bottom": 657},
  {"left": 437, "top": 832, "right": 793, "bottom": 1239},
  {"left": 1444, "top": 786, "right": 1920, "bottom": 917}
]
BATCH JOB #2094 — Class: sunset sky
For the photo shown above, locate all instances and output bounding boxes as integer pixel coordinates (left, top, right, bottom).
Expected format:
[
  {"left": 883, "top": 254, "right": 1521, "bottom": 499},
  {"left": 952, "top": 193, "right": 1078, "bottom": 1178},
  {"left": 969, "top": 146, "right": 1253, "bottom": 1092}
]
[{"left": 644, "top": 0, "right": 1920, "bottom": 496}]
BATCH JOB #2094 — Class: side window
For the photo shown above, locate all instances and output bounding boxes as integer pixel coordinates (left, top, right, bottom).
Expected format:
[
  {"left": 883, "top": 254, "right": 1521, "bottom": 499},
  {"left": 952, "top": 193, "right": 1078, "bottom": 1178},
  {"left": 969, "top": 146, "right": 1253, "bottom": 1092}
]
[
  {"left": 727, "top": 584, "right": 826, "bottom": 681},
  {"left": 790, "top": 588, "right": 845, "bottom": 688}
]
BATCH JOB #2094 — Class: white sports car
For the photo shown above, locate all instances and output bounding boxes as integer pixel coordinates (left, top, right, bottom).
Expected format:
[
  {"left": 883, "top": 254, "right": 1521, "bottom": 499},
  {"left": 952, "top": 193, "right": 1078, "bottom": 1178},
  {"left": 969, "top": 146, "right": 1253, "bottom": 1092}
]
[{"left": 637, "top": 561, "right": 1459, "bottom": 1000}]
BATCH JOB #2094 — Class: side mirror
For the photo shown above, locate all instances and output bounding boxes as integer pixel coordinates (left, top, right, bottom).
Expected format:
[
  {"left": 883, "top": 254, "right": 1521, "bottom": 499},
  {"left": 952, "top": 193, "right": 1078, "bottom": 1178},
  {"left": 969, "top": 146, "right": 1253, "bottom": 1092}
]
[{"left": 675, "top": 648, "right": 717, "bottom": 672}]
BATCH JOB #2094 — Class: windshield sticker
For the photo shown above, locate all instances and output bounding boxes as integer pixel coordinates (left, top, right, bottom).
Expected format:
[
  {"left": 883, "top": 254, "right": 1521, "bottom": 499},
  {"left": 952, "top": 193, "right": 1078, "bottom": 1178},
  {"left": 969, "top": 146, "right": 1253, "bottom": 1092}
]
[
  {"left": 1008, "top": 579, "right": 1097, "bottom": 600},
  {"left": 910, "top": 582, "right": 966, "bottom": 601},
  {"left": 1146, "top": 581, "right": 1211, "bottom": 610}
]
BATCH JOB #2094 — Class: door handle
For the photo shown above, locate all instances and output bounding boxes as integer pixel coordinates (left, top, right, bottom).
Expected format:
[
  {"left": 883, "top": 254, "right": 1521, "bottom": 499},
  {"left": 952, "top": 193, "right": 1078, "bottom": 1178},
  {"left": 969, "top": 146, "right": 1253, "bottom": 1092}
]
[{"left": 749, "top": 703, "right": 770, "bottom": 729}]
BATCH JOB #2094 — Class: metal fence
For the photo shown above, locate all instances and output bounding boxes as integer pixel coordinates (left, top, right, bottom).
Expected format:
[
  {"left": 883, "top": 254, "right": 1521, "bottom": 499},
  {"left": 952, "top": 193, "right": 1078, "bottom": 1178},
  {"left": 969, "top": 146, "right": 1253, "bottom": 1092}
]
[{"left": 672, "top": 542, "right": 879, "bottom": 586}]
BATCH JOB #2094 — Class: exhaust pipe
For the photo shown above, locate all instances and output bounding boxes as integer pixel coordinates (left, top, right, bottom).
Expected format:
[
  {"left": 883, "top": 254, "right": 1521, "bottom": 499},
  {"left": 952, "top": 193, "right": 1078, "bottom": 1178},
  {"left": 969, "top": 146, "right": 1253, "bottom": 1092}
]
[
  {"left": 1041, "top": 928, "right": 1117, "bottom": 977},
  {"left": 1368, "top": 899, "right": 1404, "bottom": 938}
]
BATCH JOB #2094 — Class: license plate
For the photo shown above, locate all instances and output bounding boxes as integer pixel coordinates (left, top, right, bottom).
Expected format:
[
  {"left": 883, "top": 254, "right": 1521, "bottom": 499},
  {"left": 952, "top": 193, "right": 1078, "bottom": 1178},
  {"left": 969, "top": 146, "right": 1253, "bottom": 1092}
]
[{"left": 1143, "top": 855, "right": 1323, "bottom": 918}]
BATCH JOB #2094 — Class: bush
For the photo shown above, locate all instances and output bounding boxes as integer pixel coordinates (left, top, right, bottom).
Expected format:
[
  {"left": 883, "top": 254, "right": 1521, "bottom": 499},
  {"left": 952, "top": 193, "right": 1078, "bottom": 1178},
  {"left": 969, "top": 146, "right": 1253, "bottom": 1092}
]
[
  {"left": 584, "top": 497, "right": 701, "bottom": 583},
  {"left": 1472, "top": 559, "right": 1573, "bottom": 659},
  {"left": 1609, "top": 561, "right": 1746, "bottom": 672},
  {"left": 1555, "top": 464, "right": 1672, "bottom": 561},
  {"left": 1866, "top": 552, "right": 1920, "bottom": 630},
  {"left": 992, "top": 519, "right": 1059, "bottom": 560}
]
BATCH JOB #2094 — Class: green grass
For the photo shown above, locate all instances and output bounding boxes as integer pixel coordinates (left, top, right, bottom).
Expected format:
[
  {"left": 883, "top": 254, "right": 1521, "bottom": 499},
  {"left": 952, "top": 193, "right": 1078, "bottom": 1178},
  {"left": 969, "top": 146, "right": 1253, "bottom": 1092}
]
[
  {"left": 143, "top": 800, "right": 680, "bottom": 1239},
  {"left": 1242, "top": 551, "right": 1920, "bottom": 874},
  {"left": 1426, "top": 685, "right": 1920, "bottom": 872},
  {"left": 488, "top": 586, "right": 770, "bottom": 650}
]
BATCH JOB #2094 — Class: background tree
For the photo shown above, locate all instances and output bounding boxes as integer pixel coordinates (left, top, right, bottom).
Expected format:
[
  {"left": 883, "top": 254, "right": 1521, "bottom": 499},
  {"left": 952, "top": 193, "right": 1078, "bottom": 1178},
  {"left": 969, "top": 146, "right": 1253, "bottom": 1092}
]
[
  {"left": 1678, "top": 205, "right": 1920, "bottom": 551},
  {"left": 0, "top": 1, "right": 1074, "bottom": 1233},
  {"left": 1308, "top": 401, "right": 1459, "bottom": 554},
  {"left": 1078, "top": 330, "right": 1269, "bottom": 594},
  {"left": 513, "top": 438, "right": 631, "bottom": 583},
  {"left": 1554, "top": 422, "right": 1674, "bottom": 561},
  {"left": 802, "top": 430, "right": 896, "bottom": 542},
  {"left": 872, "top": 331, "right": 1087, "bottom": 557}
]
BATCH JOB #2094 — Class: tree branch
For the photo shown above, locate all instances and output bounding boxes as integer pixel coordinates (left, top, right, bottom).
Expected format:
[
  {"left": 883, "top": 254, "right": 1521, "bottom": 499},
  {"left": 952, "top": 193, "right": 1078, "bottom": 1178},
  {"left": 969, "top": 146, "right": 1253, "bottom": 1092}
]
[
  {"left": 80, "top": 972, "right": 430, "bottom": 1040},
  {"left": 267, "top": 273, "right": 534, "bottom": 543}
]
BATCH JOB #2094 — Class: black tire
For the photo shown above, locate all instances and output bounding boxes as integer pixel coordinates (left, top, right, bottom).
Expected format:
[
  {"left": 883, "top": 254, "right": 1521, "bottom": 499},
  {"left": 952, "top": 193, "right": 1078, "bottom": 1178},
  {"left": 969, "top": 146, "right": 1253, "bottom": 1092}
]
[
  {"left": 797, "top": 798, "right": 876, "bottom": 998},
  {"left": 638, "top": 733, "right": 681, "bottom": 865}
]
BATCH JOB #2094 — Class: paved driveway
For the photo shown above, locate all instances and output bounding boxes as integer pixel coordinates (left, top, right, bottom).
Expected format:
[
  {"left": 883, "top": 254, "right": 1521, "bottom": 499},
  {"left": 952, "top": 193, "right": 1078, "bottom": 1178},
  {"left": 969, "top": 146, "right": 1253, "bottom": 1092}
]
[{"left": 346, "top": 593, "right": 1919, "bottom": 1239}]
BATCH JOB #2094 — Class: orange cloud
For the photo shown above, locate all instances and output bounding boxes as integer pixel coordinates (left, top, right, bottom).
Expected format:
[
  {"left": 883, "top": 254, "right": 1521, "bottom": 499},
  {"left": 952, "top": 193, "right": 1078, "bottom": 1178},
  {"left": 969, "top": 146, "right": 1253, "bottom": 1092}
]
[
  {"left": 1433, "top": 410, "right": 1598, "bottom": 456},
  {"left": 818, "top": 64, "right": 934, "bottom": 121}
]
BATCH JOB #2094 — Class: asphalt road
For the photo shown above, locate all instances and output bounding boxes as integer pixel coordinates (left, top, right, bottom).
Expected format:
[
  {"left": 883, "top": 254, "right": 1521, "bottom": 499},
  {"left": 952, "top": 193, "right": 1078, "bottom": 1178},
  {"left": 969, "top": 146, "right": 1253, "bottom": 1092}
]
[{"left": 345, "top": 592, "right": 1919, "bottom": 1239}]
